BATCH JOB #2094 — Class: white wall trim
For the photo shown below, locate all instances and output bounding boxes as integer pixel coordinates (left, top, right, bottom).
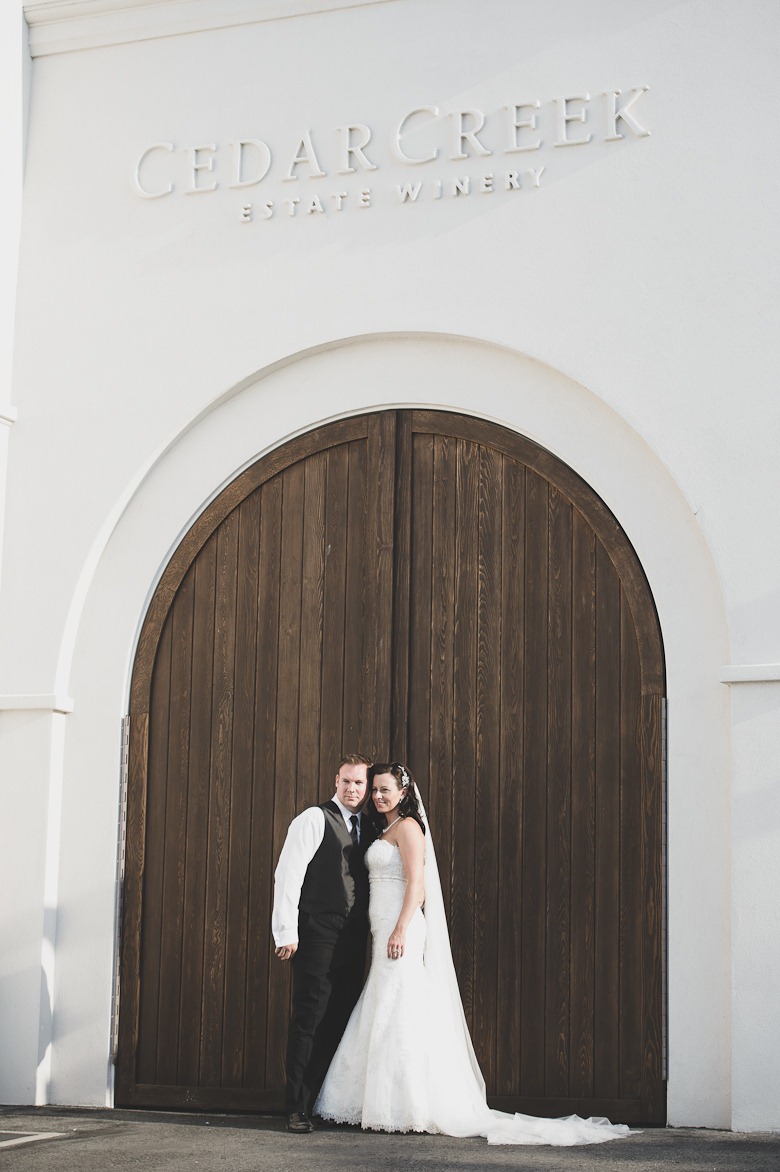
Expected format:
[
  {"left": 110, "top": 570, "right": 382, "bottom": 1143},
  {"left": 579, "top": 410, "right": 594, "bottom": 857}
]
[
  {"left": 719, "top": 664, "right": 780, "bottom": 684},
  {"left": 24, "top": 0, "right": 401, "bottom": 57},
  {"left": 0, "top": 694, "right": 74, "bottom": 714}
]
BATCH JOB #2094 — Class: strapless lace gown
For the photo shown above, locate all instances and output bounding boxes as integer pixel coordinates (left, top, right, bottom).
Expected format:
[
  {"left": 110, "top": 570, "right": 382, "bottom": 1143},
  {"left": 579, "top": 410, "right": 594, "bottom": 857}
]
[{"left": 316, "top": 839, "right": 631, "bottom": 1145}]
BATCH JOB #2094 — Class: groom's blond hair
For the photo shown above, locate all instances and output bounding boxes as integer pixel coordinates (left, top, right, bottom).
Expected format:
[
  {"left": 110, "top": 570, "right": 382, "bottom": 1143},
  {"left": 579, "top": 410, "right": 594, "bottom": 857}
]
[{"left": 336, "top": 752, "right": 372, "bottom": 771}]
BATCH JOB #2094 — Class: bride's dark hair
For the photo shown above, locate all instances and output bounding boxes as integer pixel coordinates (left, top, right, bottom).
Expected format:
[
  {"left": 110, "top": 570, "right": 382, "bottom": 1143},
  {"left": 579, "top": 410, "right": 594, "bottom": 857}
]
[{"left": 366, "top": 762, "right": 426, "bottom": 835}]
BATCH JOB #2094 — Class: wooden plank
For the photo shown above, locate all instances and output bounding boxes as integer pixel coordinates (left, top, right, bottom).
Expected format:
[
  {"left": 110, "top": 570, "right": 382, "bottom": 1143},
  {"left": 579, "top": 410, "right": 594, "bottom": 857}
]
[
  {"left": 342, "top": 439, "right": 367, "bottom": 754},
  {"left": 245, "top": 477, "right": 283, "bottom": 1090},
  {"left": 640, "top": 693, "right": 665, "bottom": 1123},
  {"left": 222, "top": 493, "right": 261, "bottom": 1087},
  {"left": 319, "top": 445, "right": 349, "bottom": 792},
  {"left": 451, "top": 438, "right": 479, "bottom": 1030},
  {"left": 155, "top": 569, "right": 195, "bottom": 1086},
  {"left": 176, "top": 537, "right": 217, "bottom": 1085},
  {"left": 520, "top": 468, "right": 548, "bottom": 1097},
  {"left": 128, "top": 1083, "right": 285, "bottom": 1112},
  {"left": 594, "top": 542, "right": 620, "bottom": 1100},
  {"left": 266, "top": 463, "right": 305, "bottom": 1087},
  {"left": 487, "top": 1095, "right": 645, "bottom": 1125},
  {"left": 427, "top": 433, "right": 453, "bottom": 910},
  {"left": 200, "top": 511, "right": 239, "bottom": 1086},
  {"left": 116, "top": 711, "right": 149, "bottom": 1104},
  {"left": 391, "top": 411, "right": 412, "bottom": 761},
  {"left": 362, "top": 411, "right": 396, "bottom": 759},
  {"left": 497, "top": 457, "right": 524, "bottom": 1096},
  {"left": 297, "top": 452, "right": 327, "bottom": 808},
  {"left": 474, "top": 444, "right": 502, "bottom": 1088},
  {"left": 407, "top": 431, "right": 433, "bottom": 814},
  {"left": 570, "top": 513, "right": 597, "bottom": 1099},
  {"left": 620, "top": 591, "right": 643, "bottom": 1101},
  {"left": 136, "top": 613, "right": 172, "bottom": 1086},
  {"left": 545, "top": 486, "right": 572, "bottom": 1098}
]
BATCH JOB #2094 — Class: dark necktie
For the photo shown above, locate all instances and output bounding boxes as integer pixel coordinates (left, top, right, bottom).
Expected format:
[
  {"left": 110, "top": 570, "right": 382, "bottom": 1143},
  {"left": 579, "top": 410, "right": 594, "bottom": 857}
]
[{"left": 350, "top": 814, "right": 359, "bottom": 845}]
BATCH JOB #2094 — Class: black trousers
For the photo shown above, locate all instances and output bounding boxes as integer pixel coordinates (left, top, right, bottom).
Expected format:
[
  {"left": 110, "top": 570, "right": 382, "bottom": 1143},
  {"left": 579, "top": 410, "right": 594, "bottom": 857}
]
[{"left": 285, "top": 911, "right": 368, "bottom": 1115}]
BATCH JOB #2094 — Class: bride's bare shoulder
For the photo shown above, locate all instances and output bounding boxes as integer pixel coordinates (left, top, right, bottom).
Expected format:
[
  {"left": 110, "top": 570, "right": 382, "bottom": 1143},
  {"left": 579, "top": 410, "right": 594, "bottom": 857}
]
[{"left": 397, "top": 816, "right": 424, "bottom": 841}]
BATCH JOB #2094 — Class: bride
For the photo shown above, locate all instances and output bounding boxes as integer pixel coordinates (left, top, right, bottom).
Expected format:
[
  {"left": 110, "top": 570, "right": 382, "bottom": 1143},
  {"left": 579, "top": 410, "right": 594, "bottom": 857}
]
[{"left": 315, "top": 762, "right": 632, "bottom": 1146}]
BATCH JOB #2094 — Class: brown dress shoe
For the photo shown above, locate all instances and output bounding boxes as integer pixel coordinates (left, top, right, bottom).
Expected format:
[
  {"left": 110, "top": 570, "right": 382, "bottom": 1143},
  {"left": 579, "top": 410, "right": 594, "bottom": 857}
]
[{"left": 287, "top": 1112, "right": 314, "bottom": 1133}]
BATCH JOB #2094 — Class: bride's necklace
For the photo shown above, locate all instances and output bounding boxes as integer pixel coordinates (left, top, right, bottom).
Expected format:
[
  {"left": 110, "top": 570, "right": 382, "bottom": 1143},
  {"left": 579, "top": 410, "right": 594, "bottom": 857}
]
[{"left": 381, "top": 815, "right": 402, "bottom": 834}]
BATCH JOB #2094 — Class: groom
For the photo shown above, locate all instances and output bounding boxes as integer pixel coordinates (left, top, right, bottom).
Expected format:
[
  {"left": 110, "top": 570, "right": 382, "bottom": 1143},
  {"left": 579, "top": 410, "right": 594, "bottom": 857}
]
[{"left": 272, "top": 753, "right": 375, "bottom": 1133}]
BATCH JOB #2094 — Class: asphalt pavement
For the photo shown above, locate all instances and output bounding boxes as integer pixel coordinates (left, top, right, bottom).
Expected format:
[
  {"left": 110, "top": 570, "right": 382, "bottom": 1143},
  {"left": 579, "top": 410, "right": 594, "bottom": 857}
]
[{"left": 1, "top": 1107, "right": 780, "bottom": 1171}]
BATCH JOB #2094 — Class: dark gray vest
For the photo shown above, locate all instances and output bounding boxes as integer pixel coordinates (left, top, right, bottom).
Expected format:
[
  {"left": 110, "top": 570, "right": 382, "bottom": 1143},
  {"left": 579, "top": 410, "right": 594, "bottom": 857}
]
[{"left": 298, "top": 801, "right": 370, "bottom": 920}]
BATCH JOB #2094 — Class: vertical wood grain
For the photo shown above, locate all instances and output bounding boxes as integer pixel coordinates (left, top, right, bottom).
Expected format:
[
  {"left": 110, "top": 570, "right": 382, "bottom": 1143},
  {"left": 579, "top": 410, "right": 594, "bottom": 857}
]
[
  {"left": 223, "top": 493, "right": 260, "bottom": 1086},
  {"left": 297, "top": 452, "right": 326, "bottom": 809},
  {"left": 390, "top": 411, "right": 412, "bottom": 762},
  {"left": 319, "top": 445, "right": 349, "bottom": 787},
  {"left": 474, "top": 445, "right": 502, "bottom": 1085},
  {"left": 497, "top": 458, "right": 524, "bottom": 1095},
  {"left": 520, "top": 469, "right": 548, "bottom": 1097},
  {"left": 362, "top": 411, "right": 396, "bottom": 758},
  {"left": 619, "top": 591, "right": 642, "bottom": 1101},
  {"left": 177, "top": 537, "right": 217, "bottom": 1085},
  {"left": 136, "top": 613, "right": 172, "bottom": 1085},
  {"left": 428, "top": 434, "right": 454, "bottom": 910},
  {"left": 155, "top": 568, "right": 195, "bottom": 1085},
  {"left": 342, "top": 440, "right": 367, "bottom": 753},
  {"left": 407, "top": 432, "right": 433, "bottom": 806},
  {"left": 641, "top": 693, "right": 665, "bottom": 1122},
  {"left": 451, "top": 438, "right": 479, "bottom": 1029},
  {"left": 570, "top": 513, "right": 597, "bottom": 1098},
  {"left": 245, "top": 478, "right": 282, "bottom": 1089},
  {"left": 545, "top": 486, "right": 572, "bottom": 1098},
  {"left": 200, "top": 511, "right": 239, "bottom": 1085},
  {"left": 266, "top": 464, "right": 305, "bottom": 1086},
  {"left": 594, "top": 543, "right": 620, "bottom": 1100}
]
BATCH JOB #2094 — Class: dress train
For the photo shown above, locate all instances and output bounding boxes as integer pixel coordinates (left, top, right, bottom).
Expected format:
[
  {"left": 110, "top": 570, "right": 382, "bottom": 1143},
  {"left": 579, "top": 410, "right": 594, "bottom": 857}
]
[{"left": 316, "top": 838, "right": 631, "bottom": 1146}]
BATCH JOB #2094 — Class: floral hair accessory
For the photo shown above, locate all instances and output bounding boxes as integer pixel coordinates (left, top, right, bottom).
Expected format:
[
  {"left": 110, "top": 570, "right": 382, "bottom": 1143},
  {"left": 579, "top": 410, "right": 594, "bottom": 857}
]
[{"left": 398, "top": 765, "right": 410, "bottom": 789}]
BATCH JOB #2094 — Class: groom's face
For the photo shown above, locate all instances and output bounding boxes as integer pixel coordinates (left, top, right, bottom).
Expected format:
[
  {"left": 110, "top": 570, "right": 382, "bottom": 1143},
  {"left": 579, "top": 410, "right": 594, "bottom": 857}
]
[{"left": 335, "top": 764, "right": 369, "bottom": 810}]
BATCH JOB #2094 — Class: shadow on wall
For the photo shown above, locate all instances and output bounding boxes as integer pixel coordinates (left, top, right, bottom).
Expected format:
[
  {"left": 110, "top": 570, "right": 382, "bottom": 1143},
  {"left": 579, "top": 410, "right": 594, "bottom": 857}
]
[
  {"left": 38, "top": 962, "right": 52, "bottom": 1070},
  {"left": 0, "top": 963, "right": 51, "bottom": 1100}
]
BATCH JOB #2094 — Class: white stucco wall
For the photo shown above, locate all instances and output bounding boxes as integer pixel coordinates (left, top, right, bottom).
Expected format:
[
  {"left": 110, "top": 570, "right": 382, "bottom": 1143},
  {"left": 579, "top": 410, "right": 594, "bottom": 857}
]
[
  {"left": 0, "top": 0, "right": 28, "bottom": 574},
  {"left": 0, "top": 0, "right": 32, "bottom": 1107},
  {"left": 1, "top": 0, "right": 778, "bottom": 1128},
  {"left": 730, "top": 681, "right": 780, "bottom": 1131}
]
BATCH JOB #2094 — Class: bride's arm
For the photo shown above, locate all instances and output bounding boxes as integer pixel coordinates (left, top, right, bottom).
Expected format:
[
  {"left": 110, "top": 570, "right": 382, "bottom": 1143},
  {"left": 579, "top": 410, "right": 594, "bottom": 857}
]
[{"left": 387, "top": 818, "right": 425, "bottom": 960}]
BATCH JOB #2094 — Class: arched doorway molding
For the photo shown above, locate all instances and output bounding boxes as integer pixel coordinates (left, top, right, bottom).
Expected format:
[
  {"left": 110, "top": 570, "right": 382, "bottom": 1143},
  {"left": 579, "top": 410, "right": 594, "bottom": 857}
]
[{"left": 52, "top": 334, "right": 730, "bottom": 1126}]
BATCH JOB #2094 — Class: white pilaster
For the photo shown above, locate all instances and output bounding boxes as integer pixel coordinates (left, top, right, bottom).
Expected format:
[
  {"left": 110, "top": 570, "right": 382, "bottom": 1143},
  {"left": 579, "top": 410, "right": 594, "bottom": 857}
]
[{"left": 728, "top": 677, "right": 780, "bottom": 1130}]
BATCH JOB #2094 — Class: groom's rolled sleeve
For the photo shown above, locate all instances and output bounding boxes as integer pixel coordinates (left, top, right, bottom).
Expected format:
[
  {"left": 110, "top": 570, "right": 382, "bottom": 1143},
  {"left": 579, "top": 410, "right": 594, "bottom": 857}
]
[{"left": 272, "top": 806, "right": 325, "bottom": 947}]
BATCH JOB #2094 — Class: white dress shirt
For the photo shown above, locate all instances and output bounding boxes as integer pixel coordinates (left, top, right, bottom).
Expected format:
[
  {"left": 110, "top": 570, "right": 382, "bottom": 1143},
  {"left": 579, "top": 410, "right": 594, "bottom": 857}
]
[{"left": 272, "top": 795, "right": 362, "bottom": 947}]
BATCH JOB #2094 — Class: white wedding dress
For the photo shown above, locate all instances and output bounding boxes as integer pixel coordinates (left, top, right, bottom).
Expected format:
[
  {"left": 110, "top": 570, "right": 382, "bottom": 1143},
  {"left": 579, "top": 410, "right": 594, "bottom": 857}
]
[{"left": 316, "top": 827, "right": 632, "bottom": 1146}]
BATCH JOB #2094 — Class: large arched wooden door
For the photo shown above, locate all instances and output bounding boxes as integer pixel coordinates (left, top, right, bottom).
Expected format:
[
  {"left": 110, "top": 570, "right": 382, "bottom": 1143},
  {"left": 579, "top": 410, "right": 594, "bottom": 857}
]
[{"left": 117, "top": 410, "right": 665, "bottom": 1124}]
